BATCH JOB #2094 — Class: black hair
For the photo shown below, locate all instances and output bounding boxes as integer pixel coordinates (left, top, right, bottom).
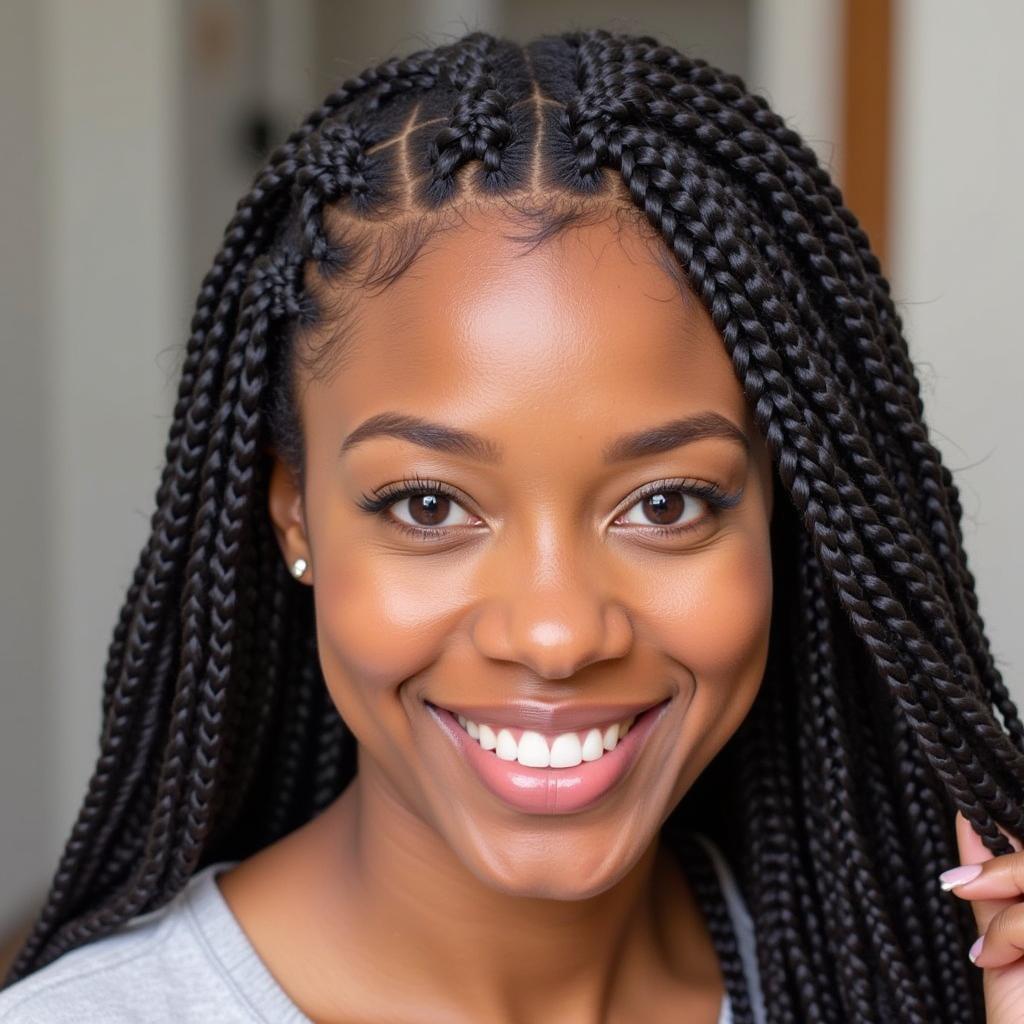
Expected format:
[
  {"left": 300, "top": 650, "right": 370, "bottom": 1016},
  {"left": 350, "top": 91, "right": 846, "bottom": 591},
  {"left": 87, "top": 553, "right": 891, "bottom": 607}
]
[{"left": 5, "top": 27, "right": 1023, "bottom": 1023}]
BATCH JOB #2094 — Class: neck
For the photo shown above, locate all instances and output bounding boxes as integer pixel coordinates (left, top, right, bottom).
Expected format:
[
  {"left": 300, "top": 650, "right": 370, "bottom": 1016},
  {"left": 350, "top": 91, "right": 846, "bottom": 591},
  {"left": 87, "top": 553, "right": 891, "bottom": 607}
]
[{"left": 282, "top": 765, "right": 717, "bottom": 1023}]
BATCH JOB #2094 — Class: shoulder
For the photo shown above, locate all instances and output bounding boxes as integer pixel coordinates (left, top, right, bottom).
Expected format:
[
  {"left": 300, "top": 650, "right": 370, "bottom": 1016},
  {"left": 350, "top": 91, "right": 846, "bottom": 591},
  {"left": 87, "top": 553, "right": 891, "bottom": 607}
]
[{"left": 0, "top": 863, "right": 249, "bottom": 1024}]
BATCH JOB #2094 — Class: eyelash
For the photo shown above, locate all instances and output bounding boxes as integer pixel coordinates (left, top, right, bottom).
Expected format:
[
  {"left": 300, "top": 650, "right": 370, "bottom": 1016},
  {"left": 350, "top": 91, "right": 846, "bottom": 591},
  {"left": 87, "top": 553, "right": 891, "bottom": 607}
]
[{"left": 356, "top": 473, "right": 743, "bottom": 542}]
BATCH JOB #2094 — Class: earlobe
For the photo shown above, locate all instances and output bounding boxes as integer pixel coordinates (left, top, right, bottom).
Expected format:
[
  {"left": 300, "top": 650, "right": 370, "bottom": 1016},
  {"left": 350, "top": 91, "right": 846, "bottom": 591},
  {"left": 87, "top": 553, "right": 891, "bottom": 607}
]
[{"left": 267, "top": 452, "right": 313, "bottom": 583}]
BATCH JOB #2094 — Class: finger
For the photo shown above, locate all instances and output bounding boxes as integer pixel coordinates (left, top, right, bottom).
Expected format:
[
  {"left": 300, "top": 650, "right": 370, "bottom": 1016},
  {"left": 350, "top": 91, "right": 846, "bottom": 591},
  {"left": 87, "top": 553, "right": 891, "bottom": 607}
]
[
  {"left": 952, "top": 810, "right": 1023, "bottom": 935},
  {"left": 967, "top": 901, "right": 1024, "bottom": 969},
  {"left": 941, "top": 848, "right": 1024, "bottom": 901}
]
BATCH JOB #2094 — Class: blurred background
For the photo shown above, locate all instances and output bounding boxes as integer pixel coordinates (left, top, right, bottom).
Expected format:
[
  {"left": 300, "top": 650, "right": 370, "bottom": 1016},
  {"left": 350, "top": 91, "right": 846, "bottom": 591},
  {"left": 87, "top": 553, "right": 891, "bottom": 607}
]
[{"left": 2, "top": 0, "right": 1022, "bottom": 962}]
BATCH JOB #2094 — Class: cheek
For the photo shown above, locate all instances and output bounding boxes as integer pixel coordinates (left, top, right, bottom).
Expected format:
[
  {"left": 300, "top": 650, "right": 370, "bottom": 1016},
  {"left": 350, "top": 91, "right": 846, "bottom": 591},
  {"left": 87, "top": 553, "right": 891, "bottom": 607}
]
[
  {"left": 652, "top": 529, "right": 773, "bottom": 706},
  {"left": 311, "top": 542, "right": 466, "bottom": 699},
  {"left": 311, "top": 522, "right": 773, "bottom": 688}
]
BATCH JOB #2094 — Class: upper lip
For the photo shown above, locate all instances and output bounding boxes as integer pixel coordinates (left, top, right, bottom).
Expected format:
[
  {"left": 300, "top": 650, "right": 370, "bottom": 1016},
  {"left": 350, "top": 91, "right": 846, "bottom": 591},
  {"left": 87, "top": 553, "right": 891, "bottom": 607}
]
[{"left": 427, "top": 698, "right": 667, "bottom": 734}]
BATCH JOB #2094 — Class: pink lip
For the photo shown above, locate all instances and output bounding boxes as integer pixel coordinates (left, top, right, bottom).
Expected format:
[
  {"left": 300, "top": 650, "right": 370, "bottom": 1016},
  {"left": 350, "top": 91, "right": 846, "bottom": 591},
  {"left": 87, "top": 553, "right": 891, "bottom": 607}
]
[
  {"left": 427, "top": 699, "right": 662, "bottom": 734},
  {"left": 426, "top": 698, "right": 672, "bottom": 815}
]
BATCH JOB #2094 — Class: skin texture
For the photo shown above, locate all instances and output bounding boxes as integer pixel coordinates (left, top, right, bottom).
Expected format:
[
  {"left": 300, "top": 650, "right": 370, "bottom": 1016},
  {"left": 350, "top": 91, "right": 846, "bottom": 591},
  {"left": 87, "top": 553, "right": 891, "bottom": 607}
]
[{"left": 217, "top": 207, "right": 776, "bottom": 1024}]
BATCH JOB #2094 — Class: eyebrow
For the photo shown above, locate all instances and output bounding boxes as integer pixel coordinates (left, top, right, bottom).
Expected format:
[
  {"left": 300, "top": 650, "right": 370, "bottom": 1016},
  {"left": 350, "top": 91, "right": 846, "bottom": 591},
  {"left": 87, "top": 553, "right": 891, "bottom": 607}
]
[{"left": 339, "top": 410, "right": 750, "bottom": 463}]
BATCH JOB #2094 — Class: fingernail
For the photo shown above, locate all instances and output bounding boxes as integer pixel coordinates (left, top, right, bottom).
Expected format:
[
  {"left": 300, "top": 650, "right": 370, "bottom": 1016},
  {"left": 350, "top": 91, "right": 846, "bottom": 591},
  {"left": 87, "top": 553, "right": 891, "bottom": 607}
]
[
  {"left": 938, "top": 863, "right": 983, "bottom": 891},
  {"left": 968, "top": 934, "right": 984, "bottom": 964}
]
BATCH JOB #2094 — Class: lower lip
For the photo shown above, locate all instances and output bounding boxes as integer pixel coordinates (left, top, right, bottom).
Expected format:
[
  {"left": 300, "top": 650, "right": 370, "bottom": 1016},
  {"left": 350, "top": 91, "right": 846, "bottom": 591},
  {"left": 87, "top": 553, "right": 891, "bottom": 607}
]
[{"left": 426, "top": 699, "right": 672, "bottom": 815}]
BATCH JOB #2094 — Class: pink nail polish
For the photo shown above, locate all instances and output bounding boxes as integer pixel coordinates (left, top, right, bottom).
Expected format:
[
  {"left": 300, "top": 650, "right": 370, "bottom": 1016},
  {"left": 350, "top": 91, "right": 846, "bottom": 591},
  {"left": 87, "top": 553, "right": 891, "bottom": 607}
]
[
  {"left": 969, "top": 934, "right": 984, "bottom": 964},
  {"left": 938, "top": 863, "right": 983, "bottom": 890}
]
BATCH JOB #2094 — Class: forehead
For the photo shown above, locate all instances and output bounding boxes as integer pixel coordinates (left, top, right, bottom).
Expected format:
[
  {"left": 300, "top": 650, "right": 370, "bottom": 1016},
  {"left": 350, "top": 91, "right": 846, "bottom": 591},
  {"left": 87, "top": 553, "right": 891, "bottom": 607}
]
[{"left": 300, "top": 207, "right": 751, "bottom": 440}]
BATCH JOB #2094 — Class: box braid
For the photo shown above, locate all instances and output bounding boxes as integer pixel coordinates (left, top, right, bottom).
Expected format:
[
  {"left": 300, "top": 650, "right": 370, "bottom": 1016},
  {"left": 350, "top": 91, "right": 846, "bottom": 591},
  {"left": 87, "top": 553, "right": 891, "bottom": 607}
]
[{"left": 4, "top": 27, "right": 1021, "bottom": 1024}]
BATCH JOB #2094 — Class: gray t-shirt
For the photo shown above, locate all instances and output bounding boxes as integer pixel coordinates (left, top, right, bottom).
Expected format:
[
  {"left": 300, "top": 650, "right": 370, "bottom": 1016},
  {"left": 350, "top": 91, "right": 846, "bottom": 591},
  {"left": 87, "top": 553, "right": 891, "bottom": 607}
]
[{"left": 0, "top": 833, "right": 765, "bottom": 1023}]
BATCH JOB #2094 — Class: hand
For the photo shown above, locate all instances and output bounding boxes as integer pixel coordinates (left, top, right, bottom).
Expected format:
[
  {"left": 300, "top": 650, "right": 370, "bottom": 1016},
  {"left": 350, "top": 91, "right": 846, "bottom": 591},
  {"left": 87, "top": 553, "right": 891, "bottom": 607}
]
[{"left": 944, "top": 810, "right": 1024, "bottom": 1021}]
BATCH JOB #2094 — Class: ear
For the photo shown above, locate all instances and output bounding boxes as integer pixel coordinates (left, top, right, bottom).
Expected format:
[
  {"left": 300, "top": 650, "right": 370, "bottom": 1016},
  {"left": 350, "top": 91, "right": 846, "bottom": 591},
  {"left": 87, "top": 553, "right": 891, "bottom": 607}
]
[{"left": 268, "top": 450, "right": 313, "bottom": 585}]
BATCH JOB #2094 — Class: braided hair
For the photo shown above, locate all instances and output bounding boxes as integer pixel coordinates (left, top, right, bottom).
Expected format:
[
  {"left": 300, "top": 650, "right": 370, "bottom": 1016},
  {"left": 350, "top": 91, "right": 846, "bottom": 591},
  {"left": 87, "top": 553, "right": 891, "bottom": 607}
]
[{"left": 4, "top": 28, "right": 1022, "bottom": 1023}]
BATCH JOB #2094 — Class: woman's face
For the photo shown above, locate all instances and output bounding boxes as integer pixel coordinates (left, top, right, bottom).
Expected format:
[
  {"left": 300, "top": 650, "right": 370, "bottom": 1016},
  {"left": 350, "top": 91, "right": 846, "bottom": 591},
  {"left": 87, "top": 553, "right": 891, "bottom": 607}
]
[{"left": 270, "top": 206, "right": 775, "bottom": 900}]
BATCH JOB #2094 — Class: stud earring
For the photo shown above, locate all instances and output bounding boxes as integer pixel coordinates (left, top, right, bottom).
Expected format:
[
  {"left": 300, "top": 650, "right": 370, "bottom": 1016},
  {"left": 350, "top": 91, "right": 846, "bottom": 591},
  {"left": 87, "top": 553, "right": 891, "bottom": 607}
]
[{"left": 290, "top": 557, "right": 309, "bottom": 579}]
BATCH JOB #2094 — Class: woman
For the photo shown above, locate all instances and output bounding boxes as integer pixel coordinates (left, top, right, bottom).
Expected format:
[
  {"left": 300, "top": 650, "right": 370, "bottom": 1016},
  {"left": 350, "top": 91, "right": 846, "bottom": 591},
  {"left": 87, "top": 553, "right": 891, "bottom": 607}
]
[{"left": 2, "top": 27, "right": 1023, "bottom": 1023}]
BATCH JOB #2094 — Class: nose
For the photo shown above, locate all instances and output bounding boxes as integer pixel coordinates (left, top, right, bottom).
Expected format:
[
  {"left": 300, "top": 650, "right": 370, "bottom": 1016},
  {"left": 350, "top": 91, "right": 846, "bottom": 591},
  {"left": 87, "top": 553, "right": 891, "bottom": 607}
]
[{"left": 469, "top": 539, "right": 635, "bottom": 680}]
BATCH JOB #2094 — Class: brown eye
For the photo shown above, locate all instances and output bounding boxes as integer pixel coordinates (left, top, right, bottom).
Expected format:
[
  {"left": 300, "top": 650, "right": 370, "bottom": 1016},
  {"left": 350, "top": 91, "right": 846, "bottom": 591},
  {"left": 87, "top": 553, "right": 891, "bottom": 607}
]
[
  {"left": 619, "top": 489, "right": 706, "bottom": 530},
  {"left": 643, "top": 491, "right": 684, "bottom": 525},
  {"left": 406, "top": 493, "right": 447, "bottom": 526},
  {"left": 391, "top": 492, "right": 474, "bottom": 529}
]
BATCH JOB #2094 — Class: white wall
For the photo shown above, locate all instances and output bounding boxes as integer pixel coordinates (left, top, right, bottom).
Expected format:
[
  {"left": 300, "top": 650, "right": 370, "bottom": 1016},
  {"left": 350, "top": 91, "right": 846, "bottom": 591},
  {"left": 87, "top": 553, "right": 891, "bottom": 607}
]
[
  {"left": 748, "top": 0, "right": 1022, "bottom": 708},
  {"left": 0, "top": 0, "right": 185, "bottom": 928},
  {"left": 0, "top": 0, "right": 54, "bottom": 930},
  {"left": 183, "top": 0, "right": 319, "bottom": 304},
  {"left": 890, "top": 0, "right": 1024, "bottom": 708},
  {"left": 48, "top": 0, "right": 186, "bottom": 844},
  {"left": 748, "top": 0, "right": 842, "bottom": 174}
]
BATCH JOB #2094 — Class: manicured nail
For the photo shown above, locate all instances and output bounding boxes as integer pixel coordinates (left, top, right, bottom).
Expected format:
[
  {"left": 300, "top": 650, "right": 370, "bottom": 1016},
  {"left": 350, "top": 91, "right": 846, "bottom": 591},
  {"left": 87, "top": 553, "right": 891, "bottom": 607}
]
[
  {"left": 939, "top": 863, "right": 983, "bottom": 891},
  {"left": 968, "top": 934, "right": 984, "bottom": 964}
]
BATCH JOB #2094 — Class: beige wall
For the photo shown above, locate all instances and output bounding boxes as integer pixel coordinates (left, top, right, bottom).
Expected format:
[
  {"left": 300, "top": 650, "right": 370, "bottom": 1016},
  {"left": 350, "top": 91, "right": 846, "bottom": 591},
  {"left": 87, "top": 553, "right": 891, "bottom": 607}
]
[{"left": 891, "top": 0, "right": 1024, "bottom": 709}]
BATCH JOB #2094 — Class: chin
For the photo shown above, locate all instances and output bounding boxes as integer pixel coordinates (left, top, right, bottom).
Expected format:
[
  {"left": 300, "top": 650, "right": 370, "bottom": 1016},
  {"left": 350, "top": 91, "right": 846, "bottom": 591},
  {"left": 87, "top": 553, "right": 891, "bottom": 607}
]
[{"left": 453, "top": 820, "right": 656, "bottom": 901}]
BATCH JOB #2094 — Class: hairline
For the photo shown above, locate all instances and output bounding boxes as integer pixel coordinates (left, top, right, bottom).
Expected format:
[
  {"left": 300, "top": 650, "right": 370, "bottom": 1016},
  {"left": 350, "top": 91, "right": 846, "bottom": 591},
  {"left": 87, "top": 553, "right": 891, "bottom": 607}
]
[{"left": 292, "top": 186, "right": 697, "bottom": 392}]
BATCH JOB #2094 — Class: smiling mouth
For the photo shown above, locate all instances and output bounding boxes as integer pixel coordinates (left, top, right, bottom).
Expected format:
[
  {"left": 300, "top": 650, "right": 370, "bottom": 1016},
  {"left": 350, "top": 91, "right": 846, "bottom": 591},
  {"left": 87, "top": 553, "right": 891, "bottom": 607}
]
[
  {"left": 442, "top": 708, "right": 644, "bottom": 767},
  {"left": 425, "top": 698, "right": 673, "bottom": 815}
]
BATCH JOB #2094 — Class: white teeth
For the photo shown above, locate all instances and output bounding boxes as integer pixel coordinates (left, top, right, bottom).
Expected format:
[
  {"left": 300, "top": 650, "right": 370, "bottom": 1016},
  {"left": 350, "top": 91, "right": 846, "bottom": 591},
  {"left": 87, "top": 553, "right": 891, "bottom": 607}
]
[
  {"left": 495, "top": 728, "right": 518, "bottom": 761},
  {"left": 602, "top": 722, "right": 619, "bottom": 751},
  {"left": 454, "top": 710, "right": 644, "bottom": 766},
  {"left": 478, "top": 723, "right": 497, "bottom": 750},
  {"left": 581, "top": 728, "right": 604, "bottom": 761},
  {"left": 549, "top": 732, "right": 583, "bottom": 768},
  {"left": 517, "top": 731, "right": 550, "bottom": 768}
]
